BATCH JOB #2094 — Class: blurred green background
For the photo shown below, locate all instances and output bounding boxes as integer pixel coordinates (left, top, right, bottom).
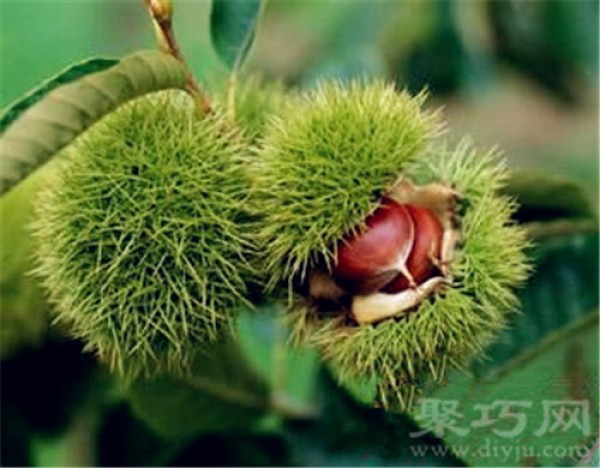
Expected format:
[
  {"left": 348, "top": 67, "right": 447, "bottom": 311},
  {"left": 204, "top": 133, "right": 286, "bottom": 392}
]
[
  {"left": 2, "top": 0, "right": 598, "bottom": 200},
  {"left": 1, "top": 1, "right": 598, "bottom": 466}
]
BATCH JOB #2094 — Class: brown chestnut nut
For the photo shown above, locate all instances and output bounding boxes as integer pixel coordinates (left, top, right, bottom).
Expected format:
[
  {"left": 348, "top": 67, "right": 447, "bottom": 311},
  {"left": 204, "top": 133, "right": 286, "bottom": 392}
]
[
  {"left": 333, "top": 198, "right": 444, "bottom": 295},
  {"left": 333, "top": 198, "right": 414, "bottom": 294},
  {"left": 382, "top": 205, "right": 443, "bottom": 293}
]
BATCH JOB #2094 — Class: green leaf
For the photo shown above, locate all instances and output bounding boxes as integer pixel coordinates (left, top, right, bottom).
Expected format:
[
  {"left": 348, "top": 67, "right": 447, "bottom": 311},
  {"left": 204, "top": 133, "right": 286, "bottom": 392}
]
[
  {"left": 0, "top": 50, "right": 187, "bottom": 196},
  {"left": 283, "top": 370, "right": 466, "bottom": 466},
  {"left": 0, "top": 165, "right": 53, "bottom": 359},
  {"left": 503, "top": 170, "right": 595, "bottom": 223},
  {"left": 427, "top": 319, "right": 598, "bottom": 467},
  {"left": 0, "top": 57, "right": 117, "bottom": 132},
  {"left": 237, "top": 305, "right": 320, "bottom": 408},
  {"left": 473, "top": 221, "right": 599, "bottom": 378},
  {"left": 210, "top": 0, "right": 263, "bottom": 71},
  {"left": 127, "top": 341, "right": 270, "bottom": 440}
]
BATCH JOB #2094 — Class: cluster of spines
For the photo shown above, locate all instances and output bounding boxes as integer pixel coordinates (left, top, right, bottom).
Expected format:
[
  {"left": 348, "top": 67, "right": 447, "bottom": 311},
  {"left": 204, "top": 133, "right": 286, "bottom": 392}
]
[
  {"left": 29, "top": 80, "right": 530, "bottom": 410},
  {"left": 32, "top": 92, "right": 255, "bottom": 378},
  {"left": 286, "top": 140, "right": 530, "bottom": 408},
  {"left": 249, "top": 81, "right": 442, "bottom": 290}
]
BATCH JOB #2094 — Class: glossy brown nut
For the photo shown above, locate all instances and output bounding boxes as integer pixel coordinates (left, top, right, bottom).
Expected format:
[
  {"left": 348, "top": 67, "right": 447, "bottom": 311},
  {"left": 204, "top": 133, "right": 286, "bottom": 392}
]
[
  {"left": 333, "top": 198, "right": 414, "bottom": 294},
  {"left": 382, "top": 205, "right": 443, "bottom": 293}
]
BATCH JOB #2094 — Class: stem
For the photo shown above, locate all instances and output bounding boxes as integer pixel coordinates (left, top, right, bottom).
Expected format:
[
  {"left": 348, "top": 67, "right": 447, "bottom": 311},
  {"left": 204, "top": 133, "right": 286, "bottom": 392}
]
[
  {"left": 184, "top": 374, "right": 270, "bottom": 409},
  {"left": 142, "top": 0, "right": 211, "bottom": 114},
  {"left": 266, "top": 310, "right": 318, "bottom": 420},
  {"left": 226, "top": 74, "right": 238, "bottom": 119},
  {"left": 272, "top": 312, "right": 287, "bottom": 398},
  {"left": 181, "top": 373, "right": 318, "bottom": 421},
  {"left": 479, "top": 311, "right": 598, "bottom": 381},
  {"left": 525, "top": 219, "right": 598, "bottom": 240},
  {"left": 63, "top": 408, "right": 98, "bottom": 467},
  {"left": 271, "top": 391, "right": 319, "bottom": 420}
]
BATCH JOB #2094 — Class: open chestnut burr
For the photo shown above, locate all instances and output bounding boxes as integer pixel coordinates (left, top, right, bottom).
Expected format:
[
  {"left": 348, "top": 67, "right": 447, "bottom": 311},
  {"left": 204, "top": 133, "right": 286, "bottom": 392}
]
[{"left": 308, "top": 179, "right": 460, "bottom": 325}]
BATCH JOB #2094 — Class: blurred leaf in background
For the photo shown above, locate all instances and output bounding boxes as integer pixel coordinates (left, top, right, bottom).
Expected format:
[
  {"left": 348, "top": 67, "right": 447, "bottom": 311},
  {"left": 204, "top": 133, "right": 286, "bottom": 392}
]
[
  {"left": 383, "top": 0, "right": 474, "bottom": 96},
  {"left": 0, "top": 168, "right": 51, "bottom": 359},
  {"left": 283, "top": 371, "right": 465, "bottom": 467},
  {"left": 127, "top": 340, "right": 270, "bottom": 440},
  {"left": 488, "top": 0, "right": 599, "bottom": 104},
  {"left": 426, "top": 319, "right": 598, "bottom": 467},
  {"left": 0, "top": 1, "right": 226, "bottom": 108},
  {"left": 210, "top": 0, "right": 263, "bottom": 72}
]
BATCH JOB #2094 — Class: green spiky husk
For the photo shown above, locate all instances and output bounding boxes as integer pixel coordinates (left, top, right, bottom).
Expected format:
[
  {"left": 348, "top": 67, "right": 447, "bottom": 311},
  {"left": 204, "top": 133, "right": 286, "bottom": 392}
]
[
  {"left": 287, "top": 140, "right": 530, "bottom": 408},
  {"left": 249, "top": 81, "right": 442, "bottom": 289},
  {"left": 32, "top": 91, "right": 255, "bottom": 378},
  {"left": 225, "top": 76, "right": 290, "bottom": 141}
]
